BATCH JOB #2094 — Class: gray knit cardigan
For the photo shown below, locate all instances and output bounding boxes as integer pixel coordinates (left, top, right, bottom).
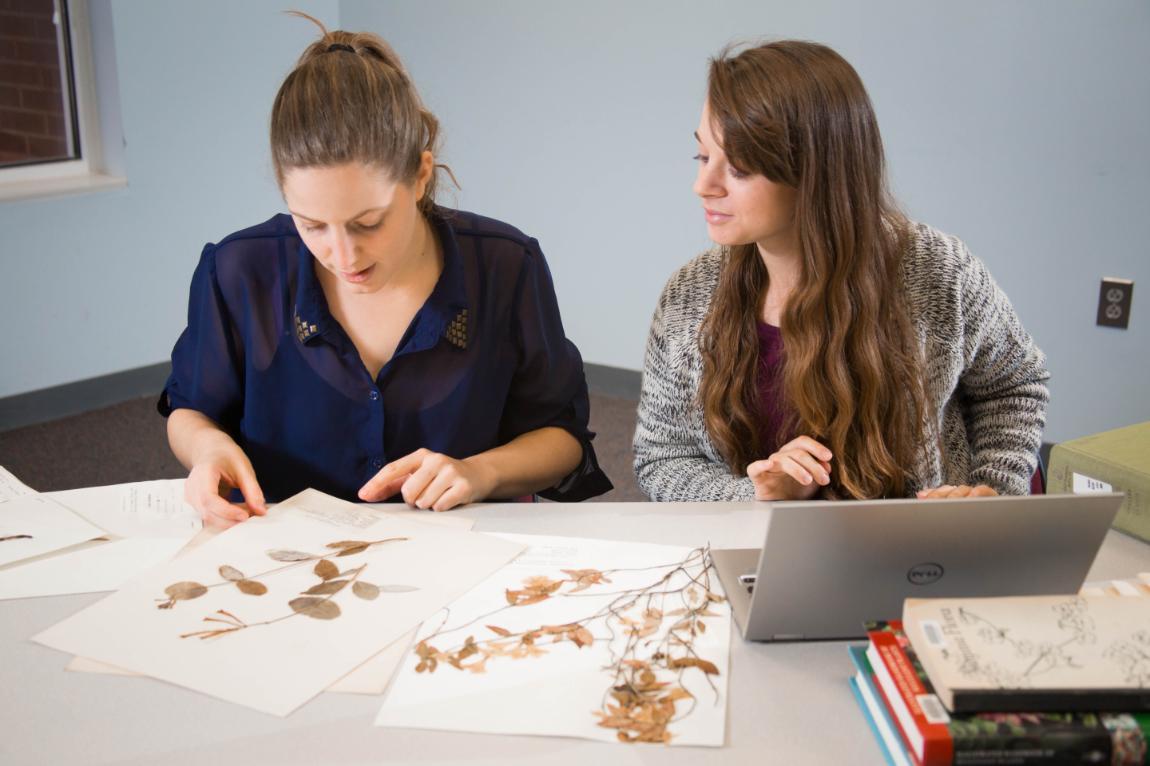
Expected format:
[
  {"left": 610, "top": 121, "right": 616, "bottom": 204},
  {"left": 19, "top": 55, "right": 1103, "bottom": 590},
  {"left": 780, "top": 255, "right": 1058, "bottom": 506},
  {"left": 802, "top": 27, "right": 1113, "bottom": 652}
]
[{"left": 632, "top": 223, "right": 1050, "bottom": 501}]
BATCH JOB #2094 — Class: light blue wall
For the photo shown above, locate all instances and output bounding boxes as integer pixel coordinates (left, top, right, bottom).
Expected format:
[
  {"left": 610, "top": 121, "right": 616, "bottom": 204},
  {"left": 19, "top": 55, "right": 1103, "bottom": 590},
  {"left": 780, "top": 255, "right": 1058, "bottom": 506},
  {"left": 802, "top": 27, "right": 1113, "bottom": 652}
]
[
  {"left": 343, "top": 0, "right": 1150, "bottom": 443},
  {"left": 2, "top": 2, "right": 1147, "bottom": 445},
  {"left": 0, "top": 0, "right": 337, "bottom": 395}
]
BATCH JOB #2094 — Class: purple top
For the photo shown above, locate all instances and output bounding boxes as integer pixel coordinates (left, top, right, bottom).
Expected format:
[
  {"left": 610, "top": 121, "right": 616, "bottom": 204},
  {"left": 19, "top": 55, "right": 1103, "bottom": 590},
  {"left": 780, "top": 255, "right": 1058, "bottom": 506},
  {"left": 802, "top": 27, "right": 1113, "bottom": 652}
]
[{"left": 756, "top": 322, "right": 790, "bottom": 457}]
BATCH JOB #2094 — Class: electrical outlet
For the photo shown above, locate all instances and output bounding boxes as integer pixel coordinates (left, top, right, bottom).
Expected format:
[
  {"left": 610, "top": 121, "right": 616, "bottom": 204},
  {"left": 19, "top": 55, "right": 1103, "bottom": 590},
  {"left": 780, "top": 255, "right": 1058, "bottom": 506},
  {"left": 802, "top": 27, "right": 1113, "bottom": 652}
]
[{"left": 1096, "top": 278, "right": 1134, "bottom": 329}]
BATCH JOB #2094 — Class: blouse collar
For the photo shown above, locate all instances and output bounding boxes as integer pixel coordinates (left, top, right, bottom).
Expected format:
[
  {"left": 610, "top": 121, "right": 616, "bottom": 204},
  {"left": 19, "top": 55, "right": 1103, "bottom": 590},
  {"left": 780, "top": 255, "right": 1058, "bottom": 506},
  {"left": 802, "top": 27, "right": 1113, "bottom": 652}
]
[{"left": 292, "top": 207, "right": 470, "bottom": 351}]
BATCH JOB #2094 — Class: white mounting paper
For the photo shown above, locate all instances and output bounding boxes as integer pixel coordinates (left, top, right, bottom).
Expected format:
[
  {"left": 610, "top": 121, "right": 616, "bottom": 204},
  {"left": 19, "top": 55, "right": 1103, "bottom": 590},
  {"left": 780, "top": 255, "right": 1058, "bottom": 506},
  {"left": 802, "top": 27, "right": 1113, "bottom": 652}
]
[
  {"left": 0, "top": 537, "right": 189, "bottom": 600},
  {"left": 0, "top": 494, "right": 106, "bottom": 567},
  {"left": 376, "top": 533, "right": 731, "bottom": 746},
  {"left": 0, "top": 465, "right": 36, "bottom": 502},
  {"left": 33, "top": 489, "right": 524, "bottom": 717},
  {"left": 47, "top": 480, "right": 201, "bottom": 538}
]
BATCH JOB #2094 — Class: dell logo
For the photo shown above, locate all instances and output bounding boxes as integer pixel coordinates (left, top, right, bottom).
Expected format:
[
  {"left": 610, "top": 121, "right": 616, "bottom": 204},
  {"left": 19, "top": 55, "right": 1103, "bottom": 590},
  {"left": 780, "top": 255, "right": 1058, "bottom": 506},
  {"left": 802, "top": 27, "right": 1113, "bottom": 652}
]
[{"left": 907, "top": 563, "right": 944, "bottom": 585}]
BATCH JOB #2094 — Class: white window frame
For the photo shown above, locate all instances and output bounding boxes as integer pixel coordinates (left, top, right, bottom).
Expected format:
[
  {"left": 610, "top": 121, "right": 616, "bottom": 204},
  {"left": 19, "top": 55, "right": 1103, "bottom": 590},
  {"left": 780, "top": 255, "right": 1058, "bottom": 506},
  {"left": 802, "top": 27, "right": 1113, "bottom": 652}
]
[{"left": 0, "top": 0, "right": 125, "bottom": 202}]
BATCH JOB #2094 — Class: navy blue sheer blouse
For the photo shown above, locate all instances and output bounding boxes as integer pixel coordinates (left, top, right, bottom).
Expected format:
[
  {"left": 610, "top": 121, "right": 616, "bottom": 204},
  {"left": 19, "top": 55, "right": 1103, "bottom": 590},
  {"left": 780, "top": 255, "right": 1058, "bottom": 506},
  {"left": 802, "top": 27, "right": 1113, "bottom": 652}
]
[{"left": 159, "top": 207, "right": 612, "bottom": 504}]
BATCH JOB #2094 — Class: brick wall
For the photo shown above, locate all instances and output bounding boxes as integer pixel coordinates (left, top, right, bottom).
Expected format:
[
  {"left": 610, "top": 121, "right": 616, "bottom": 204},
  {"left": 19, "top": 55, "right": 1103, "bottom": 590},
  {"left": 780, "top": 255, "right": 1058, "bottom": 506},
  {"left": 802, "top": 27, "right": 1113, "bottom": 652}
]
[{"left": 0, "top": 0, "right": 72, "bottom": 166}]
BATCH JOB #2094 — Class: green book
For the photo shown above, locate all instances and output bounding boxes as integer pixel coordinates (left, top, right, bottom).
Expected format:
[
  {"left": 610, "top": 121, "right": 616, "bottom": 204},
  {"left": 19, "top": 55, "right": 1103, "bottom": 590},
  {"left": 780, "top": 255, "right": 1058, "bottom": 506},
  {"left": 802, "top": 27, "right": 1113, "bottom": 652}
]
[{"left": 1048, "top": 421, "right": 1150, "bottom": 543}]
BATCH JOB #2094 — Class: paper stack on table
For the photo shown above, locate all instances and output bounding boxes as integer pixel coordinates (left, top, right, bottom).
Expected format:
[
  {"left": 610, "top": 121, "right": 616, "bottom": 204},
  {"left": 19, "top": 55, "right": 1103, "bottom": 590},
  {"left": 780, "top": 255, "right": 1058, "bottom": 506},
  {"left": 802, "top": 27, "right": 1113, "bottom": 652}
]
[
  {"left": 64, "top": 505, "right": 478, "bottom": 696},
  {"left": 0, "top": 467, "right": 203, "bottom": 601},
  {"left": 0, "top": 494, "right": 107, "bottom": 568},
  {"left": 34, "top": 489, "right": 525, "bottom": 716}
]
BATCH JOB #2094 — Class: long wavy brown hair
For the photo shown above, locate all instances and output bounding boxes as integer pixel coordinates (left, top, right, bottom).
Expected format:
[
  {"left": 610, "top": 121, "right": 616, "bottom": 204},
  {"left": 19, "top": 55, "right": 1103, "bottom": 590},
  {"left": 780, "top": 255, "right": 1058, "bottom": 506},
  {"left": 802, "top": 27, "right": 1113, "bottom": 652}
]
[{"left": 698, "top": 41, "right": 930, "bottom": 499}]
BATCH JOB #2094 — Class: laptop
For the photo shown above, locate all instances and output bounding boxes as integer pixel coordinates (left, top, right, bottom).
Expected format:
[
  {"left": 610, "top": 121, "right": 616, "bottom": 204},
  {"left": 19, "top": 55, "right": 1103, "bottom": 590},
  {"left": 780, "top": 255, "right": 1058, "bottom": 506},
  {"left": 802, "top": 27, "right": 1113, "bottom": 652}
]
[{"left": 712, "top": 493, "right": 1124, "bottom": 642}]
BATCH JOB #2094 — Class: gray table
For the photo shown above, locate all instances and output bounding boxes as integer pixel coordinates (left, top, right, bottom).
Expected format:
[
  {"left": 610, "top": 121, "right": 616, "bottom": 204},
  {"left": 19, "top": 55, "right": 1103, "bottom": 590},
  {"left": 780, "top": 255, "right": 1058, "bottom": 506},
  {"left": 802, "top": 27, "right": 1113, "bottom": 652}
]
[{"left": 3, "top": 501, "right": 1148, "bottom": 765}]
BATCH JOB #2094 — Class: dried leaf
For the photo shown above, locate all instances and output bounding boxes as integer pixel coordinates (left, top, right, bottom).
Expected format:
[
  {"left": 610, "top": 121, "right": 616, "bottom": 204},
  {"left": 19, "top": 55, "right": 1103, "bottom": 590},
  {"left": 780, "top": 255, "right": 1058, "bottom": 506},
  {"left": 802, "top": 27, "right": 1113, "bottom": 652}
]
[
  {"left": 164, "top": 581, "right": 207, "bottom": 601},
  {"left": 455, "top": 634, "right": 478, "bottom": 657},
  {"left": 236, "top": 579, "right": 267, "bottom": 596},
  {"left": 523, "top": 575, "right": 561, "bottom": 591},
  {"left": 485, "top": 641, "right": 512, "bottom": 657},
  {"left": 634, "top": 610, "right": 663, "bottom": 638},
  {"left": 569, "top": 627, "right": 594, "bottom": 648},
  {"left": 509, "top": 642, "right": 549, "bottom": 659},
  {"left": 335, "top": 544, "right": 370, "bottom": 557},
  {"left": 313, "top": 559, "right": 339, "bottom": 580},
  {"left": 352, "top": 581, "right": 379, "bottom": 600},
  {"left": 668, "top": 657, "right": 720, "bottom": 675},
  {"left": 378, "top": 584, "right": 419, "bottom": 593},
  {"left": 303, "top": 579, "right": 349, "bottom": 596},
  {"left": 486, "top": 625, "right": 512, "bottom": 637},
  {"left": 464, "top": 656, "right": 488, "bottom": 674},
  {"left": 561, "top": 568, "right": 613, "bottom": 592},
  {"left": 288, "top": 597, "right": 341, "bottom": 620},
  {"left": 325, "top": 540, "right": 368, "bottom": 550},
  {"left": 267, "top": 549, "right": 313, "bottom": 562},
  {"left": 218, "top": 565, "right": 244, "bottom": 581},
  {"left": 508, "top": 592, "right": 549, "bottom": 607}
]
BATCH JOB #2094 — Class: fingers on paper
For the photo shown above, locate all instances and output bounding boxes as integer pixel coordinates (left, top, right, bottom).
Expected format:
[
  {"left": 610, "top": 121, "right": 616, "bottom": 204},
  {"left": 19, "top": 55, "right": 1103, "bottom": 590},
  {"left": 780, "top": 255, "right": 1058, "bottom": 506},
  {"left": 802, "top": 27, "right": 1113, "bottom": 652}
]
[
  {"left": 235, "top": 466, "right": 266, "bottom": 516},
  {"left": 186, "top": 463, "right": 261, "bottom": 526},
  {"left": 358, "top": 449, "right": 430, "bottom": 502},
  {"left": 362, "top": 449, "right": 472, "bottom": 512},
  {"left": 401, "top": 452, "right": 465, "bottom": 510}
]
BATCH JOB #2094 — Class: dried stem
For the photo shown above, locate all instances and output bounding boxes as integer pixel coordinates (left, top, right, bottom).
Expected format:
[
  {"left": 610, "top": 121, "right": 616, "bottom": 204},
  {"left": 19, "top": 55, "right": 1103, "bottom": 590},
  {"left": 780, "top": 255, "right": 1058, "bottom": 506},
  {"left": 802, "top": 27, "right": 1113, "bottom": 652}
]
[{"left": 414, "top": 545, "right": 725, "bottom": 745}]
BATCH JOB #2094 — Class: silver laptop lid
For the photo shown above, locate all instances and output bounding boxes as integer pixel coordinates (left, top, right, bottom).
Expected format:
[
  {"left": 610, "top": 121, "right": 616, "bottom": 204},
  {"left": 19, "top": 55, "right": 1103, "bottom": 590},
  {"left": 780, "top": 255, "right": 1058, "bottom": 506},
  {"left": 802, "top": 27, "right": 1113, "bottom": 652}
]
[{"left": 725, "top": 493, "right": 1123, "bottom": 642}]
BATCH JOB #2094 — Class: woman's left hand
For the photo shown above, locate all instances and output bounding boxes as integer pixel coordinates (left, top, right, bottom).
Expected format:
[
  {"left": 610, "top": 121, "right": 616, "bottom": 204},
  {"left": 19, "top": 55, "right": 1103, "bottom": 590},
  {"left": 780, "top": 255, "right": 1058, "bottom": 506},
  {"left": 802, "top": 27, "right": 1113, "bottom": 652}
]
[
  {"left": 916, "top": 484, "right": 998, "bottom": 499},
  {"left": 358, "top": 448, "right": 496, "bottom": 512}
]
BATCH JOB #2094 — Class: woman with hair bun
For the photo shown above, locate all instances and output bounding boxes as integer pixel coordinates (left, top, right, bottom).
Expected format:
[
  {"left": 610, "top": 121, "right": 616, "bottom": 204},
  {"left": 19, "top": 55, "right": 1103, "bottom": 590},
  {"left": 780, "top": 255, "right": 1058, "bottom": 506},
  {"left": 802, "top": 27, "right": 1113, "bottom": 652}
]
[
  {"left": 162, "top": 18, "right": 611, "bottom": 526},
  {"left": 633, "top": 41, "right": 1049, "bottom": 502}
]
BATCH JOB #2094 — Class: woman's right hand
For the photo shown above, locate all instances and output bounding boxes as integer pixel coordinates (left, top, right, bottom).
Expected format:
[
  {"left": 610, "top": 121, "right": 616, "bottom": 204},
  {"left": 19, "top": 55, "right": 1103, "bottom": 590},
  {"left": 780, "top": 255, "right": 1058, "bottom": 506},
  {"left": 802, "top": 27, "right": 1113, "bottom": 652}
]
[
  {"left": 746, "top": 436, "right": 833, "bottom": 501},
  {"left": 184, "top": 444, "right": 267, "bottom": 529},
  {"left": 168, "top": 408, "right": 267, "bottom": 528}
]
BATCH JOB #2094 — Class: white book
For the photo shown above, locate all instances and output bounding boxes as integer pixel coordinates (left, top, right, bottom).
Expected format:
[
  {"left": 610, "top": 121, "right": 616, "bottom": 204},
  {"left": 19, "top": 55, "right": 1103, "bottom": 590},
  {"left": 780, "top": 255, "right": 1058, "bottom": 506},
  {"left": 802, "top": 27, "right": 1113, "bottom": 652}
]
[{"left": 902, "top": 595, "right": 1150, "bottom": 713}]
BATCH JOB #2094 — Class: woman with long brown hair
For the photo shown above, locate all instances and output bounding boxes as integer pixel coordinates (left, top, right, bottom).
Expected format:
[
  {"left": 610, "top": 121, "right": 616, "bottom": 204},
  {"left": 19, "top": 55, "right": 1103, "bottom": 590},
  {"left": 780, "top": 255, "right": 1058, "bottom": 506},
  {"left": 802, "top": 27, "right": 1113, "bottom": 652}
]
[
  {"left": 162, "top": 18, "right": 611, "bottom": 525},
  {"left": 633, "top": 40, "right": 1049, "bottom": 501}
]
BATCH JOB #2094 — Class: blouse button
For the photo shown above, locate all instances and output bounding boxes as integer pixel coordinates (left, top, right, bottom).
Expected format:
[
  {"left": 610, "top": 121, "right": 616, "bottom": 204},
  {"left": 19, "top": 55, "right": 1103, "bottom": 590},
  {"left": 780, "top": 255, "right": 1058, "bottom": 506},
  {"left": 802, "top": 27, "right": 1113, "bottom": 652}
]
[
  {"left": 368, "top": 389, "right": 380, "bottom": 401},
  {"left": 370, "top": 458, "right": 383, "bottom": 470}
]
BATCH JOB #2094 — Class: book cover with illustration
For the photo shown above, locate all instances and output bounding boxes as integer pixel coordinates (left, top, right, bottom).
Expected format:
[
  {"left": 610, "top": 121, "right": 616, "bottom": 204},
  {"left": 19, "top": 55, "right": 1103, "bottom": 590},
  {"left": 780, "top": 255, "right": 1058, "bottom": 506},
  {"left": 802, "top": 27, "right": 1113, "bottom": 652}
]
[{"left": 901, "top": 596, "right": 1150, "bottom": 713}]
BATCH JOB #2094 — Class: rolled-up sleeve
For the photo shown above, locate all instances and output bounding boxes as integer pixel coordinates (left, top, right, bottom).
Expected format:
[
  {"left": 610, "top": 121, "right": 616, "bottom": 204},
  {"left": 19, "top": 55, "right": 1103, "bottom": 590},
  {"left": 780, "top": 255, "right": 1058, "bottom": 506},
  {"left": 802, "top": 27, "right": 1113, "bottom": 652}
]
[
  {"left": 157, "top": 244, "right": 244, "bottom": 432},
  {"left": 499, "top": 238, "right": 612, "bottom": 501}
]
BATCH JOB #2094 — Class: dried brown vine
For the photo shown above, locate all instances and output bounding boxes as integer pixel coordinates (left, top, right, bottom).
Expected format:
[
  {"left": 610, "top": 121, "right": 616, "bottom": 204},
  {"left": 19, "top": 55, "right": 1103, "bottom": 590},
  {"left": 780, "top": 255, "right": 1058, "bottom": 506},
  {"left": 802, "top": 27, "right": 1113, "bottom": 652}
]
[{"left": 412, "top": 547, "right": 725, "bottom": 744}]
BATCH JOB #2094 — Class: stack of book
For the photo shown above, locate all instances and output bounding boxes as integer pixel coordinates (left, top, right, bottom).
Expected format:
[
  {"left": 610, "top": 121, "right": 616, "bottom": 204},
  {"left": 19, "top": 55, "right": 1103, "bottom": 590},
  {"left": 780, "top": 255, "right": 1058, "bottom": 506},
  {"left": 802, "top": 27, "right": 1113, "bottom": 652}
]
[{"left": 850, "top": 594, "right": 1150, "bottom": 765}]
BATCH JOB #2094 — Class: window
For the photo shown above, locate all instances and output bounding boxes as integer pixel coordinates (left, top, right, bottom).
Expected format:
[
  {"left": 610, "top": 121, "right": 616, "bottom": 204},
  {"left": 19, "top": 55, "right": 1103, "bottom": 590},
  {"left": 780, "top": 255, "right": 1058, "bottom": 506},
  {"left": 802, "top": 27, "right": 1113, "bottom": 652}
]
[{"left": 0, "top": 0, "right": 124, "bottom": 201}]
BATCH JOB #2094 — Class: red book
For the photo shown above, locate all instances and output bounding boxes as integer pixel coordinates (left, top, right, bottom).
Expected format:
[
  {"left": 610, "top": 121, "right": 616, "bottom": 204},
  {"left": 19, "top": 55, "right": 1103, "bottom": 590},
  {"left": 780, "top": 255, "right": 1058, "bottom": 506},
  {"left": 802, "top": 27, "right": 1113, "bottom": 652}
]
[{"left": 866, "top": 621, "right": 954, "bottom": 766}]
